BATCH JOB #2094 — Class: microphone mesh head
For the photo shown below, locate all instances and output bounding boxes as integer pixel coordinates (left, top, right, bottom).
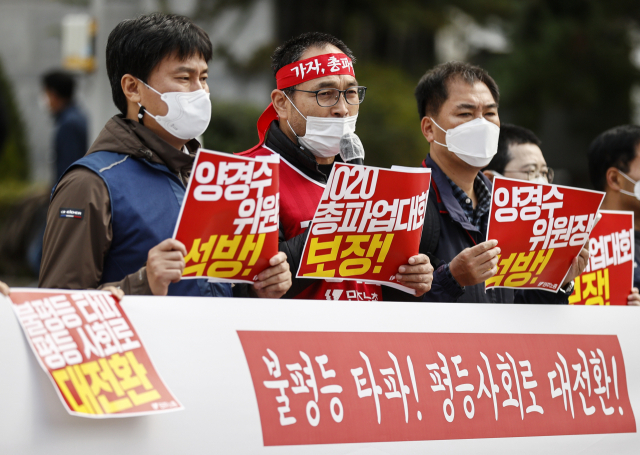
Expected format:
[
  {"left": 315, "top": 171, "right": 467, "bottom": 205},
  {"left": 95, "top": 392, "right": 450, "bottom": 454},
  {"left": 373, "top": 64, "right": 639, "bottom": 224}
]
[{"left": 339, "top": 132, "right": 365, "bottom": 162}]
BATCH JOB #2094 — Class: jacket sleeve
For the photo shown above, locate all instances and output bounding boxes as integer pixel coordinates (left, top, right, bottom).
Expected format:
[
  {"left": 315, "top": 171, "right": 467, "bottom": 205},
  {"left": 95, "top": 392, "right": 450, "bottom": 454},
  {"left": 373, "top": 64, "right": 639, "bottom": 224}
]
[
  {"left": 278, "top": 224, "right": 315, "bottom": 299},
  {"left": 514, "top": 287, "right": 570, "bottom": 304},
  {"left": 39, "top": 167, "right": 151, "bottom": 295},
  {"left": 422, "top": 263, "right": 466, "bottom": 302}
]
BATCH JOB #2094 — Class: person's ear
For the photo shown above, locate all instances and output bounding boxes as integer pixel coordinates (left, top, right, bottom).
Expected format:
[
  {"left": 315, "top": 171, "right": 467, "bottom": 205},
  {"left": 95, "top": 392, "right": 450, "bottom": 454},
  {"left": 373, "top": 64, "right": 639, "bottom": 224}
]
[
  {"left": 271, "top": 89, "right": 288, "bottom": 121},
  {"left": 483, "top": 170, "right": 496, "bottom": 182},
  {"left": 421, "top": 116, "right": 435, "bottom": 143},
  {"left": 121, "top": 75, "right": 142, "bottom": 104},
  {"left": 606, "top": 167, "right": 624, "bottom": 191}
]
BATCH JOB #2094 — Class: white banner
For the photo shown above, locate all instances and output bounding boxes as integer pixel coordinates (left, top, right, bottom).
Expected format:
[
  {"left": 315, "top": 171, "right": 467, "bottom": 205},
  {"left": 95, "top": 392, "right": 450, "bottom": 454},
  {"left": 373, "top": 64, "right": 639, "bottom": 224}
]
[{"left": 1, "top": 290, "right": 639, "bottom": 454}]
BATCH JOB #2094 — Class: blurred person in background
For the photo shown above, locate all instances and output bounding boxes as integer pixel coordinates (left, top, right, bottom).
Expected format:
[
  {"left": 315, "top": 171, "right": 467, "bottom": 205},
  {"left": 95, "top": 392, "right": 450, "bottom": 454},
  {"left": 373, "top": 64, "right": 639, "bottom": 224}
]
[
  {"left": 240, "top": 32, "right": 433, "bottom": 301},
  {"left": 22, "top": 70, "right": 85, "bottom": 277},
  {"left": 414, "top": 62, "right": 587, "bottom": 304},
  {"left": 588, "top": 125, "right": 640, "bottom": 304},
  {"left": 39, "top": 13, "right": 290, "bottom": 298},
  {"left": 42, "top": 70, "right": 88, "bottom": 181},
  {"left": 482, "top": 123, "right": 553, "bottom": 184}
]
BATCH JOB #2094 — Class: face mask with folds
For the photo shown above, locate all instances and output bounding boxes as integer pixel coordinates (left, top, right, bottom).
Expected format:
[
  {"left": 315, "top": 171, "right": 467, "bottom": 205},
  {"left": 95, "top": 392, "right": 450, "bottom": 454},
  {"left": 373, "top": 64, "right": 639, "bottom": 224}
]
[
  {"left": 284, "top": 92, "right": 358, "bottom": 158},
  {"left": 431, "top": 117, "right": 500, "bottom": 168},
  {"left": 138, "top": 79, "right": 212, "bottom": 140}
]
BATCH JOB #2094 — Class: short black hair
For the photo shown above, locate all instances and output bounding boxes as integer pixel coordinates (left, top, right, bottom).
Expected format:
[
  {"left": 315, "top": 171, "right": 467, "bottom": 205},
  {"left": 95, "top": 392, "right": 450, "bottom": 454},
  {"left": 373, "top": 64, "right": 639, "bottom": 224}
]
[
  {"left": 42, "top": 70, "right": 76, "bottom": 101},
  {"left": 485, "top": 123, "right": 542, "bottom": 174},
  {"left": 414, "top": 61, "right": 499, "bottom": 120},
  {"left": 106, "top": 13, "right": 212, "bottom": 115},
  {"left": 271, "top": 32, "right": 355, "bottom": 85},
  {"left": 588, "top": 125, "right": 640, "bottom": 191}
]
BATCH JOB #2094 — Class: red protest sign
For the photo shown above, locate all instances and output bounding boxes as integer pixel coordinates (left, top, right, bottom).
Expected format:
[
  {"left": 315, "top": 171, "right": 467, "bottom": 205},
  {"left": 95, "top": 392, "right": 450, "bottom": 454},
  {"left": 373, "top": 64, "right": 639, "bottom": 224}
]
[
  {"left": 296, "top": 164, "right": 431, "bottom": 294},
  {"left": 238, "top": 330, "right": 635, "bottom": 446},
  {"left": 569, "top": 210, "right": 634, "bottom": 305},
  {"left": 9, "top": 289, "right": 182, "bottom": 418},
  {"left": 173, "top": 149, "right": 279, "bottom": 283},
  {"left": 486, "top": 177, "right": 604, "bottom": 292}
]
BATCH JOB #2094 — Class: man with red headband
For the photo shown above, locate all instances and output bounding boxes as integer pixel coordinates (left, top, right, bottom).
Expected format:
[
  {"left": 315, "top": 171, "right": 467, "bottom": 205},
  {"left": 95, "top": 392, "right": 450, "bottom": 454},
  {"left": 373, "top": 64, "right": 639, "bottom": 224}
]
[{"left": 240, "top": 32, "right": 433, "bottom": 300}]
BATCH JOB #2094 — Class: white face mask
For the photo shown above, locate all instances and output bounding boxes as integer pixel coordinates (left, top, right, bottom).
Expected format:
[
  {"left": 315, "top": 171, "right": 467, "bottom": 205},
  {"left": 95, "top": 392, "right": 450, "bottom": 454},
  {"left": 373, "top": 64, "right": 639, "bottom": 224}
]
[
  {"left": 138, "top": 79, "right": 212, "bottom": 140},
  {"left": 618, "top": 171, "right": 640, "bottom": 200},
  {"left": 431, "top": 117, "right": 500, "bottom": 168},
  {"left": 284, "top": 92, "right": 357, "bottom": 158}
]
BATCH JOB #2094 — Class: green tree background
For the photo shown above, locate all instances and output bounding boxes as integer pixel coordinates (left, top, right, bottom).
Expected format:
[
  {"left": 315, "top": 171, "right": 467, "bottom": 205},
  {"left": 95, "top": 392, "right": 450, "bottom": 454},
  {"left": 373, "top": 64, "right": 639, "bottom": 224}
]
[
  {"left": 1, "top": 0, "right": 638, "bottom": 186},
  {"left": 0, "top": 0, "right": 637, "bottom": 280},
  {"left": 202, "top": 0, "right": 640, "bottom": 188}
]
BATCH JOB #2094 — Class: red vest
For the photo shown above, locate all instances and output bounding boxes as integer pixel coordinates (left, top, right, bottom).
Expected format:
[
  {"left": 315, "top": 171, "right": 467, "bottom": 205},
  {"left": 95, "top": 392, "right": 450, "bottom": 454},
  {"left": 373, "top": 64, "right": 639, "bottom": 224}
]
[{"left": 242, "top": 145, "right": 383, "bottom": 301}]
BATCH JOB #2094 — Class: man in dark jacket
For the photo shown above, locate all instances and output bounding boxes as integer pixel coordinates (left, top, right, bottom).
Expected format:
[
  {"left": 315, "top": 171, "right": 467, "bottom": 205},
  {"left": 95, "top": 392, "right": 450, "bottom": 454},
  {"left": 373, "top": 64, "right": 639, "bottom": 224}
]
[
  {"left": 42, "top": 70, "right": 88, "bottom": 181},
  {"left": 40, "top": 13, "right": 291, "bottom": 298},
  {"left": 588, "top": 125, "right": 640, "bottom": 301},
  {"left": 415, "top": 62, "right": 588, "bottom": 303},
  {"left": 241, "top": 32, "right": 433, "bottom": 301}
]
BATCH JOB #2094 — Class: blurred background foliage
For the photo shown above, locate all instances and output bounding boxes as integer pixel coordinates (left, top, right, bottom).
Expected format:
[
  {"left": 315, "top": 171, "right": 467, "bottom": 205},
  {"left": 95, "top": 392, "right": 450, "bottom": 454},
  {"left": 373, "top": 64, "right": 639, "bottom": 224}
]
[
  {"left": 0, "top": 57, "right": 44, "bottom": 282},
  {"left": 203, "top": 0, "right": 640, "bottom": 188},
  {"left": 0, "top": 58, "right": 28, "bottom": 183},
  {"left": 485, "top": 0, "right": 640, "bottom": 186},
  {"left": 203, "top": 101, "right": 262, "bottom": 152},
  {"left": 1, "top": 0, "right": 639, "bottom": 184}
]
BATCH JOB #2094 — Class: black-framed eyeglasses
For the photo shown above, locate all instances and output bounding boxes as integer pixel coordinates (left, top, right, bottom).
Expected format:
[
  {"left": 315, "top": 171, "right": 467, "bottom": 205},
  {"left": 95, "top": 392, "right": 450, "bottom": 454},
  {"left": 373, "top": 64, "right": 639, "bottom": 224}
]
[
  {"left": 503, "top": 167, "right": 555, "bottom": 183},
  {"left": 287, "top": 86, "right": 367, "bottom": 107}
]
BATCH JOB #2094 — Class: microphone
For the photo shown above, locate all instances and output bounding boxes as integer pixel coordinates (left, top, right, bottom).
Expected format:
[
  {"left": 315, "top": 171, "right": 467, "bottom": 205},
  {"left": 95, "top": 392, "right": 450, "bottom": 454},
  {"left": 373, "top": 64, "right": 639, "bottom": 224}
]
[{"left": 340, "top": 132, "right": 365, "bottom": 162}]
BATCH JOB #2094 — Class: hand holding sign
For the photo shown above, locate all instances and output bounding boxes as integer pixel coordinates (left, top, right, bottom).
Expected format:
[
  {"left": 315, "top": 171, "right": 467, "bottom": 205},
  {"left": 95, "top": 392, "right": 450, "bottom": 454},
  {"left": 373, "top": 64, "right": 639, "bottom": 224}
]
[
  {"left": 450, "top": 240, "right": 501, "bottom": 287},
  {"left": 396, "top": 254, "right": 434, "bottom": 297},
  {"left": 250, "top": 251, "right": 291, "bottom": 299},
  {"left": 147, "top": 239, "right": 188, "bottom": 296},
  {"left": 563, "top": 243, "right": 590, "bottom": 287}
]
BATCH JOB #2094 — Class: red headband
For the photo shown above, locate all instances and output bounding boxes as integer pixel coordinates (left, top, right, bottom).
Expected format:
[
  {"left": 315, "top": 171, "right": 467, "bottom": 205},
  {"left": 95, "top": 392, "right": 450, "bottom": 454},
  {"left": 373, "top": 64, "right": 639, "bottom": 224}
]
[
  {"left": 276, "top": 53, "right": 355, "bottom": 89},
  {"left": 242, "top": 53, "right": 356, "bottom": 154}
]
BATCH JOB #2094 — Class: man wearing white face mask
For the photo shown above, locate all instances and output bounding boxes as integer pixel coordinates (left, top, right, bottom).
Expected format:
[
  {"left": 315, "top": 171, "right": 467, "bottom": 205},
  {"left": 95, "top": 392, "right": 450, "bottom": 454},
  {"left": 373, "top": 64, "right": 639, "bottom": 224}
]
[
  {"left": 415, "top": 62, "right": 585, "bottom": 304},
  {"left": 240, "top": 32, "right": 433, "bottom": 300},
  {"left": 40, "top": 13, "right": 291, "bottom": 299}
]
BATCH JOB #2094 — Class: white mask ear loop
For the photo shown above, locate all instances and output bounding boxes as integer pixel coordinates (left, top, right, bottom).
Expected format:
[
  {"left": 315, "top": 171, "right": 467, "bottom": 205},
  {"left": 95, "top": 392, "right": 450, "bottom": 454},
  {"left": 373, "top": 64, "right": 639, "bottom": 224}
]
[
  {"left": 136, "top": 79, "right": 162, "bottom": 121},
  {"left": 283, "top": 91, "right": 307, "bottom": 140},
  {"left": 430, "top": 117, "right": 448, "bottom": 148},
  {"left": 618, "top": 170, "right": 639, "bottom": 198}
]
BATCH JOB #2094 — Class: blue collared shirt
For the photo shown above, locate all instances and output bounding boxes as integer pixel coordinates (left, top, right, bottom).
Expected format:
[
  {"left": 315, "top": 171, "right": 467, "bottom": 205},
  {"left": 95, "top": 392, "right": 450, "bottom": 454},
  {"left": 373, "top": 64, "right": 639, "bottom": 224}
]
[{"left": 445, "top": 174, "right": 491, "bottom": 230}]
